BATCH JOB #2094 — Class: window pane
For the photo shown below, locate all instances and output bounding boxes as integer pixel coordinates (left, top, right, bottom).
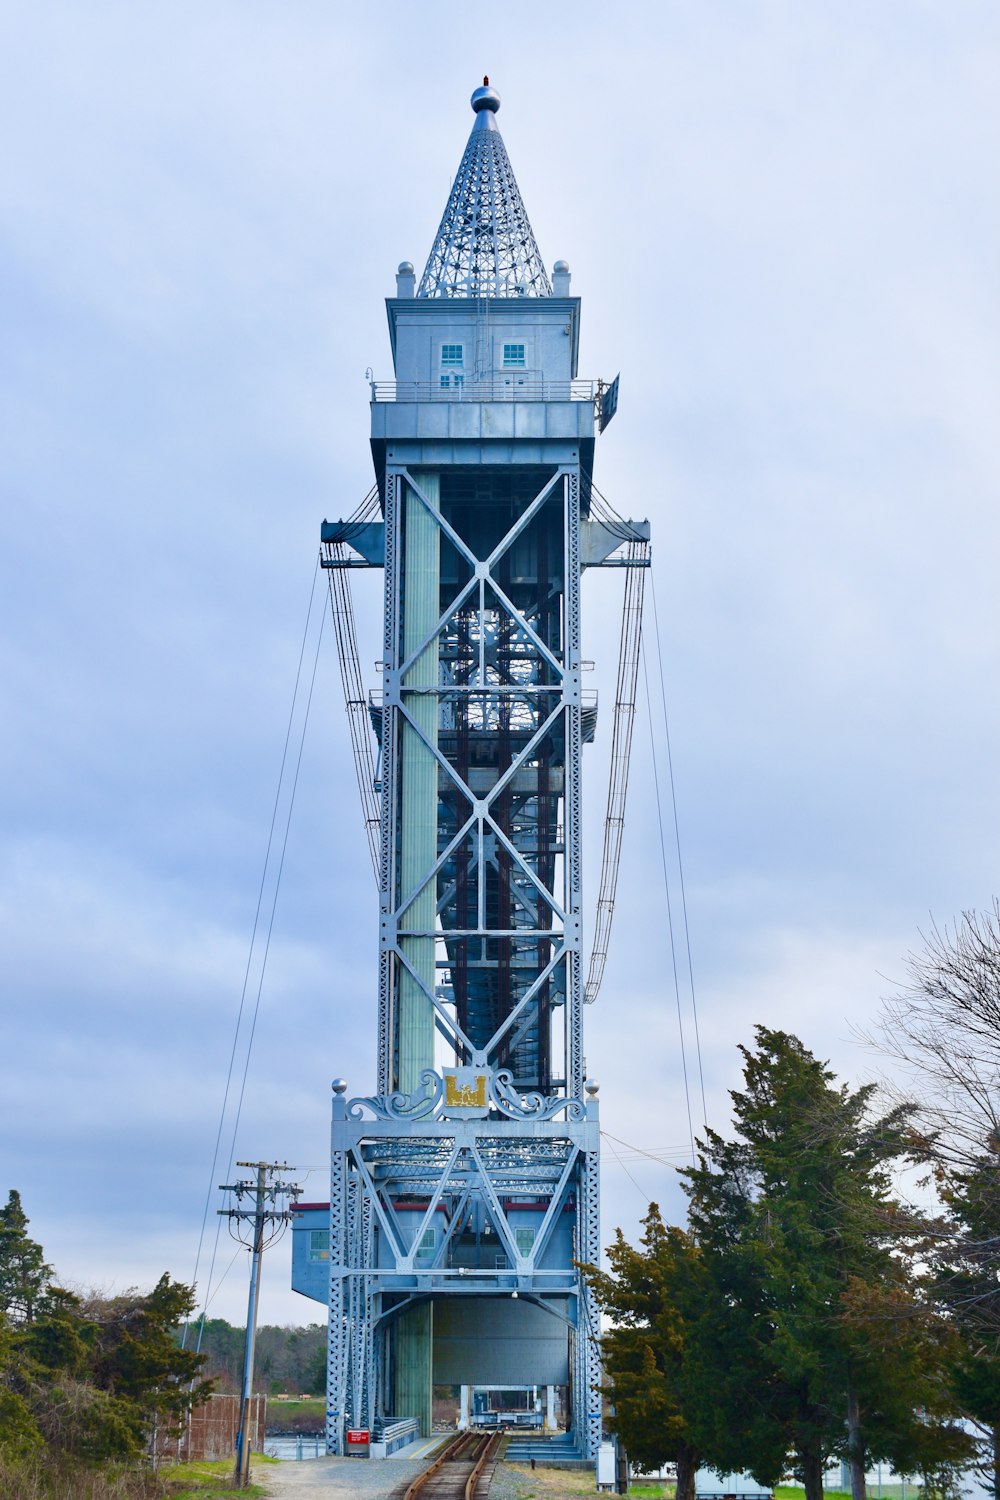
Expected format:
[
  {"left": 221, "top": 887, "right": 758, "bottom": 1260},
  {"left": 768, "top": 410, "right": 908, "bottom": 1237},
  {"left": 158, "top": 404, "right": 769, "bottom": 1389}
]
[
  {"left": 503, "top": 344, "right": 526, "bottom": 367},
  {"left": 308, "top": 1230, "right": 330, "bottom": 1262},
  {"left": 515, "top": 1228, "right": 535, "bottom": 1255},
  {"left": 441, "top": 344, "right": 464, "bottom": 366}
]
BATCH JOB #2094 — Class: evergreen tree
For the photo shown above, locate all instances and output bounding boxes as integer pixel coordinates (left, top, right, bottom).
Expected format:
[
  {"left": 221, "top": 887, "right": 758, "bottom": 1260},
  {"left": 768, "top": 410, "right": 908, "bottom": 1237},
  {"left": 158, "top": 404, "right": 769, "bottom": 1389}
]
[
  {"left": 583, "top": 1206, "right": 702, "bottom": 1499},
  {"left": 0, "top": 1192, "right": 212, "bottom": 1463},
  {"left": 0, "top": 1190, "right": 53, "bottom": 1323},
  {"left": 0, "top": 1314, "right": 43, "bottom": 1460},
  {"left": 80, "top": 1275, "right": 212, "bottom": 1444},
  {"left": 935, "top": 1146, "right": 1000, "bottom": 1499},
  {"left": 683, "top": 1029, "right": 969, "bottom": 1500}
]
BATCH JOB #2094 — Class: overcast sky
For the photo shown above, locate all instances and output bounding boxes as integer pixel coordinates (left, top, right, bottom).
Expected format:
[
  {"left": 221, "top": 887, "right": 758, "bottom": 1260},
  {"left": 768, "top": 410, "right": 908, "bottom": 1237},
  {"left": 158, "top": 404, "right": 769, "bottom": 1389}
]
[{"left": 2, "top": 2, "right": 998, "bottom": 1328}]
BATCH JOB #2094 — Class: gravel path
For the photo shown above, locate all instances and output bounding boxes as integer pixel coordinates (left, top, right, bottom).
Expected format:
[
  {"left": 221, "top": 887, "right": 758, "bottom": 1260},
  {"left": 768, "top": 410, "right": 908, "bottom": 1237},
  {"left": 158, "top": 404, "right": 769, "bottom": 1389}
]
[
  {"left": 257, "top": 1456, "right": 536, "bottom": 1500},
  {"left": 257, "top": 1453, "right": 424, "bottom": 1498}
]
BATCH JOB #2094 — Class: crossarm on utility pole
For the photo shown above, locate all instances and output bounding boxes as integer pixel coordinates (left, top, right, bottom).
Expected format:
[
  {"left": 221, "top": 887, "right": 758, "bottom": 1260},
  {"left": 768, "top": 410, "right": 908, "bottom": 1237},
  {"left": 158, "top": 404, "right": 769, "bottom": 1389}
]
[{"left": 218, "top": 1161, "right": 302, "bottom": 1488}]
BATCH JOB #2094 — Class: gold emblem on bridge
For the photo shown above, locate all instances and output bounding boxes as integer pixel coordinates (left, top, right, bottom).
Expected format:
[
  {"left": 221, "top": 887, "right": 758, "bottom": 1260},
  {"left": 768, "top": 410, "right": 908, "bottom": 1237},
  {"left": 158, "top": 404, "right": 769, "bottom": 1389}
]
[
  {"left": 440, "top": 1068, "right": 490, "bottom": 1117},
  {"left": 445, "top": 1073, "right": 486, "bottom": 1109}
]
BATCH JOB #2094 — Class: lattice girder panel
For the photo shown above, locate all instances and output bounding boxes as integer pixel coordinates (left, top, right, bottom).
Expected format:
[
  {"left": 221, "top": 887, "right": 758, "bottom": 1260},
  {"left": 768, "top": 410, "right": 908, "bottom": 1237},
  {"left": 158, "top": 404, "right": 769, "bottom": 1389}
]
[
  {"left": 380, "top": 464, "right": 583, "bottom": 1098},
  {"left": 330, "top": 1085, "right": 599, "bottom": 1454}
]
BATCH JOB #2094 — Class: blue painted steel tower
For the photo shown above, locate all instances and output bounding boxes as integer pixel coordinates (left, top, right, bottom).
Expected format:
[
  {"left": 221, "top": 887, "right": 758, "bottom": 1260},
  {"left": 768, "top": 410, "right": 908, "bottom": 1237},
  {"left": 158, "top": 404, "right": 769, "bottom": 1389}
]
[{"left": 291, "top": 80, "right": 648, "bottom": 1461}]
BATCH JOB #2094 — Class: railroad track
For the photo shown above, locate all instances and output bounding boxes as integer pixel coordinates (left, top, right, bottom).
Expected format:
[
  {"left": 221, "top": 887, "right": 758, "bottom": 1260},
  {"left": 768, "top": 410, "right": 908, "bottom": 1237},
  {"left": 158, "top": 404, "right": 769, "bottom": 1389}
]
[{"left": 402, "top": 1430, "right": 505, "bottom": 1500}]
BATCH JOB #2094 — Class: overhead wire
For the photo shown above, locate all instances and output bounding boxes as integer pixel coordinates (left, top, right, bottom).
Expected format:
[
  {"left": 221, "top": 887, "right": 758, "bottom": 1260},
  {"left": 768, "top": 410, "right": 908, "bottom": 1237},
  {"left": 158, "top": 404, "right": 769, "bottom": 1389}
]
[
  {"left": 196, "top": 600, "right": 326, "bottom": 1349},
  {"left": 641, "top": 624, "right": 696, "bottom": 1165},
  {"left": 580, "top": 473, "right": 706, "bottom": 1159},
  {"left": 196, "top": 1244, "right": 244, "bottom": 1315},
  {"left": 182, "top": 555, "right": 321, "bottom": 1349},
  {"left": 649, "top": 570, "right": 708, "bottom": 1131},
  {"left": 186, "top": 561, "right": 326, "bottom": 1352},
  {"left": 600, "top": 1132, "right": 649, "bottom": 1203},
  {"left": 601, "top": 1129, "right": 692, "bottom": 1168}
]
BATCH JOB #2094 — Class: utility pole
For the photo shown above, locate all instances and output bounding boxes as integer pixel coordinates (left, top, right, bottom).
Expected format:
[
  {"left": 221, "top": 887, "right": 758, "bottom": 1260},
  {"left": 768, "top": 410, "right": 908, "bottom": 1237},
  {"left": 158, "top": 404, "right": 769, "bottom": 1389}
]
[{"left": 219, "top": 1160, "right": 301, "bottom": 1487}]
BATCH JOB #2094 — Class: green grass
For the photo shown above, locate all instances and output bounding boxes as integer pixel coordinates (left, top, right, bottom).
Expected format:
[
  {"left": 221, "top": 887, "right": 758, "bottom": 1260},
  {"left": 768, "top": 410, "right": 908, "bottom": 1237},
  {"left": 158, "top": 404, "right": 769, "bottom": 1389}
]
[
  {"left": 263, "top": 1396, "right": 325, "bottom": 1433},
  {"left": 158, "top": 1455, "right": 278, "bottom": 1499},
  {"left": 777, "top": 1490, "right": 851, "bottom": 1499},
  {"left": 776, "top": 1490, "right": 913, "bottom": 1500}
]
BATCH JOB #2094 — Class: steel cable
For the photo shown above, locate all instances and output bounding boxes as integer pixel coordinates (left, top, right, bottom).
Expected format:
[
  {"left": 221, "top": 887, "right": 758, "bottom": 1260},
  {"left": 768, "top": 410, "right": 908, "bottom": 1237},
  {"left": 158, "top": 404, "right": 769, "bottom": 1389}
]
[
  {"left": 185, "top": 566, "right": 325, "bottom": 1350},
  {"left": 649, "top": 570, "right": 708, "bottom": 1131},
  {"left": 641, "top": 628, "right": 696, "bottom": 1165},
  {"left": 181, "top": 556, "right": 321, "bottom": 1348}
]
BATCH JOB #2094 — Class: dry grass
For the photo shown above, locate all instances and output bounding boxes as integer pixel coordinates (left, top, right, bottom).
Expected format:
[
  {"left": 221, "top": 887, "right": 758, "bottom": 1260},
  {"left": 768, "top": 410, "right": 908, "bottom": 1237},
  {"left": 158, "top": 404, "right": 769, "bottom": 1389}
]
[
  {"left": 503, "top": 1462, "right": 606, "bottom": 1500},
  {"left": 0, "top": 1455, "right": 276, "bottom": 1500},
  {"left": 0, "top": 1456, "right": 163, "bottom": 1500}
]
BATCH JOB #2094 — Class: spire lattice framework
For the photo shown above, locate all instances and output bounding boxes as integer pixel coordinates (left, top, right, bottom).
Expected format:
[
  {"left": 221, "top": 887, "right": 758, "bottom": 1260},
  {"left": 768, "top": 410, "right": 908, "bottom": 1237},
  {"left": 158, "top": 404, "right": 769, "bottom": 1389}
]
[{"left": 418, "top": 83, "right": 552, "bottom": 299}]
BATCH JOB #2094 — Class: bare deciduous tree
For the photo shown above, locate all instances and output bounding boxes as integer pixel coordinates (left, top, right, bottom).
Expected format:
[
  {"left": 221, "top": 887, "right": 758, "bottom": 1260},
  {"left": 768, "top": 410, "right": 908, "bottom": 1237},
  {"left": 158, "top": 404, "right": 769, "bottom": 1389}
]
[
  {"left": 869, "top": 902, "right": 1000, "bottom": 1499},
  {"left": 869, "top": 900, "right": 1000, "bottom": 1169}
]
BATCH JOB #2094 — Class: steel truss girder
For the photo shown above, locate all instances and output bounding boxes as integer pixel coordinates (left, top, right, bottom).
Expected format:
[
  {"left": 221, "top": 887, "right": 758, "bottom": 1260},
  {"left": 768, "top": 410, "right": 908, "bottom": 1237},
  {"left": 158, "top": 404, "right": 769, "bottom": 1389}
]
[
  {"left": 327, "top": 1099, "right": 600, "bottom": 1456},
  {"left": 378, "top": 463, "right": 583, "bottom": 1090}
]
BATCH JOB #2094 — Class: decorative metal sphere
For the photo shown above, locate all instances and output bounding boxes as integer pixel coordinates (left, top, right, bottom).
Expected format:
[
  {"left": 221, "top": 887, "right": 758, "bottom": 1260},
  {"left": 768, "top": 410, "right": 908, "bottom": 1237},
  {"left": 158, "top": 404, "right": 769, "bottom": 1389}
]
[
  {"left": 585, "top": 1078, "right": 599, "bottom": 1097},
  {"left": 471, "top": 80, "right": 501, "bottom": 114},
  {"left": 553, "top": 259, "right": 570, "bottom": 273},
  {"left": 332, "top": 1078, "right": 348, "bottom": 1094},
  {"left": 397, "top": 261, "right": 414, "bottom": 274}
]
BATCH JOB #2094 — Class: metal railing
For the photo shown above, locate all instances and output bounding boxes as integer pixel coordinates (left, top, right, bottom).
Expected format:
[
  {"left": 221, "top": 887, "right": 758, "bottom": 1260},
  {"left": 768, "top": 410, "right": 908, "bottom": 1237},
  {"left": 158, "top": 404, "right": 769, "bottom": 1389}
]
[{"left": 370, "top": 377, "right": 597, "bottom": 403}]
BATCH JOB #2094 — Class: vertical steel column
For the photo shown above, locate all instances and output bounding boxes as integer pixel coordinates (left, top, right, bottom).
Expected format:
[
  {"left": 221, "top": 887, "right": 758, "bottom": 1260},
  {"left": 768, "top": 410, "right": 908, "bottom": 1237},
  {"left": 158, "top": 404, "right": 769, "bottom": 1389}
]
[
  {"left": 378, "top": 471, "right": 403, "bottom": 1096},
  {"left": 394, "top": 472, "right": 439, "bottom": 1436},
  {"left": 326, "top": 1099, "right": 348, "bottom": 1455},
  {"left": 564, "top": 469, "right": 585, "bottom": 1096},
  {"left": 398, "top": 472, "right": 440, "bottom": 1092},
  {"left": 577, "top": 1121, "right": 602, "bottom": 1460}
]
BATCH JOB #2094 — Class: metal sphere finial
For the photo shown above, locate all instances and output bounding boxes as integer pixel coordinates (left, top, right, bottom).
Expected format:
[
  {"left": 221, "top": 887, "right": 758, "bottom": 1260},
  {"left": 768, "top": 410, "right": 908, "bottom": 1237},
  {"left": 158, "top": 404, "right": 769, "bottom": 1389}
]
[
  {"left": 471, "top": 79, "right": 501, "bottom": 114},
  {"left": 332, "top": 1078, "right": 348, "bottom": 1095}
]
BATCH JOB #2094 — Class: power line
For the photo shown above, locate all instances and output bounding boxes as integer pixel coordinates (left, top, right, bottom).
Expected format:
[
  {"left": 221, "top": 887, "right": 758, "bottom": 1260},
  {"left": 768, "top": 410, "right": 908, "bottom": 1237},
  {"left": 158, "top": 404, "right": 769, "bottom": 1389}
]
[
  {"left": 183, "top": 557, "right": 321, "bottom": 1349},
  {"left": 649, "top": 569, "right": 708, "bottom": 1131},
  {"left": 641, "top": 623, "right": 696, "bottom": 1164},
  {"left": 187, "top": 565, "right": 325, "bottom": 1349},
  {"left": 600, "top": 1132, "right": 649, "bottom": 1203},
  {"left": 602, "top": 1129, "right": 691, "bottom": 1168}
]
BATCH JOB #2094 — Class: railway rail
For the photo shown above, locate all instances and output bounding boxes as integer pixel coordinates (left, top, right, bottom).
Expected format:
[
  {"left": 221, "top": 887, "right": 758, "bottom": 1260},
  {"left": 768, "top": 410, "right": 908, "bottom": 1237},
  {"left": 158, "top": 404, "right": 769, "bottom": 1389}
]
[{"left": 402, "top": 1431, "right": 505, "bottom": 1500}]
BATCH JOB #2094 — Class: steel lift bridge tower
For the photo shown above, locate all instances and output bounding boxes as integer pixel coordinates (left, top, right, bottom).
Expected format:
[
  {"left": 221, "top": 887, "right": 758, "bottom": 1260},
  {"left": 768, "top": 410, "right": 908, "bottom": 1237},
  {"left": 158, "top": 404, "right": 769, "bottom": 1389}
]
[{"left": 290, "top": 80, "right": 649, "bottom": 1462}]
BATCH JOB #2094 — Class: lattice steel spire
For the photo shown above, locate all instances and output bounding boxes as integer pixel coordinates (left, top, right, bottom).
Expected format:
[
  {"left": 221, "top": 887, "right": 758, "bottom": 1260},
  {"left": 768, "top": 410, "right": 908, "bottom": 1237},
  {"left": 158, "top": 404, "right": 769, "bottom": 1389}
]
[{"left": 417, "top": 79, "right": 553, "bottom": 299}]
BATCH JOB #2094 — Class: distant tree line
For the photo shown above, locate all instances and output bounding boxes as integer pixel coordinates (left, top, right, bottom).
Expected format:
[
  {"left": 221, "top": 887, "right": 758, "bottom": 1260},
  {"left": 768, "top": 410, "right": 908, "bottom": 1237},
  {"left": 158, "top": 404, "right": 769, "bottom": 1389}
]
[
  {"left": 189, "top": 1317, "right": 325, "bottom": 1399},
  {"left": 584, "top": 907, "right": 1000, "bottom": 1500}
]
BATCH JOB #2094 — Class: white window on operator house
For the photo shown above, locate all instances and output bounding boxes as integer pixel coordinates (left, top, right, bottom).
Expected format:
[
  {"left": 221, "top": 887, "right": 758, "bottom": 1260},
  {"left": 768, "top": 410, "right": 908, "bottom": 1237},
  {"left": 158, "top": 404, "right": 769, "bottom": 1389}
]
[
  {"left": 416, "top": 1227, "right": 435, "bottom": 1258},
  {"left": 515, "top": 1227, "right": 535, "bottom": 1257},
  {"left": 502, "top": 343, "right": 526, "bottom": 367},
  {"left": 440, "top": 345, "right": 464, "bottom": 390},
  {"left": 308, "top": 1230, "right": 330, "bottom": 1263}
]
